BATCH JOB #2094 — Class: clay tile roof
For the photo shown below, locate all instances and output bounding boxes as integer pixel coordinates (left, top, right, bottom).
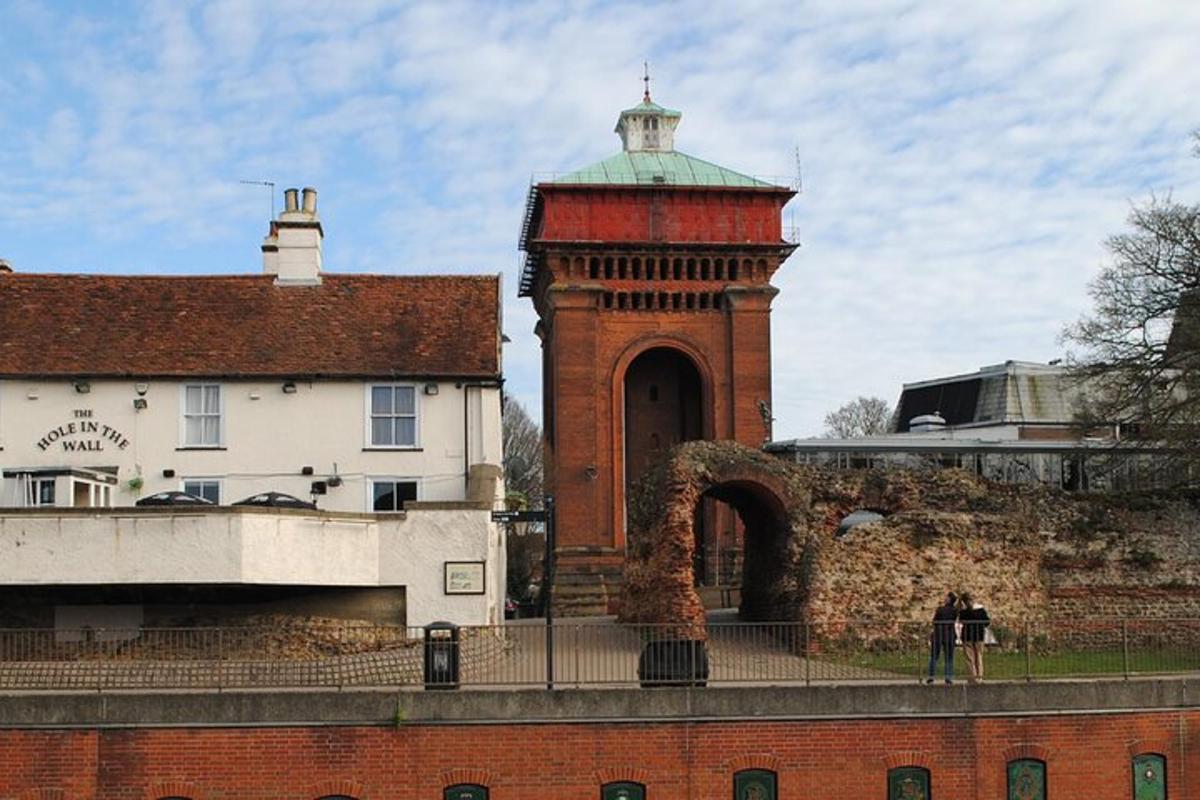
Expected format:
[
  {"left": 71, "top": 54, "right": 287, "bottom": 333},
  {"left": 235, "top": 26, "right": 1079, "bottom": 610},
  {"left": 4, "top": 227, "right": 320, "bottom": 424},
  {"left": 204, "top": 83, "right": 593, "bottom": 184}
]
[{"left": 0, "top": 273, "right": 500, "bottom": 379}]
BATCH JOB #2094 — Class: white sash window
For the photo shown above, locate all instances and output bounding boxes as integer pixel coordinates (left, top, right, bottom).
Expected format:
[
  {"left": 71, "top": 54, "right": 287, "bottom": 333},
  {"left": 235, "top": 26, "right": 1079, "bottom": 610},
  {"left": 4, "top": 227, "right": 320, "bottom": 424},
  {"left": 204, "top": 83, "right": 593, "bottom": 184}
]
[
  {"left": 182, "top": 384, "right": 222, "bottom": 447},
  {"left": 368, "top": 384, "right": 418, "bottom": 447}
]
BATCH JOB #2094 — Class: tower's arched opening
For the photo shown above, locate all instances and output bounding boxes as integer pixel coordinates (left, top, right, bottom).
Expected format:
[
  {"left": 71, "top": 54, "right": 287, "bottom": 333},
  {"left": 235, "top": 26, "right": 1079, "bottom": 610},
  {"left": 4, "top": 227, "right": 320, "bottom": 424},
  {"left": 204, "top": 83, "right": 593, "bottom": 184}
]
[
  {"left": 623, "top": 348, "right": 707, "bottom": 566},
  {"left": 703, "top": 480, "right": 792, "bottom": 621},
  {"left": 623, "top": 347, "right": 703, "bottom": 487}
]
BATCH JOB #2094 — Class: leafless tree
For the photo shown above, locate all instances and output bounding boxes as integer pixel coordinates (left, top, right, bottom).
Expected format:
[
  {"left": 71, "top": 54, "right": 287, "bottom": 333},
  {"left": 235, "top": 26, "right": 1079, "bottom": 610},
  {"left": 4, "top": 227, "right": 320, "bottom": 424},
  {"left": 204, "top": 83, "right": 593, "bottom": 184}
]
[
  {"left": 501, "top": 396, "right": 545, "bottom": 604},
  {"left": 502, "top": 396, "right": 543, "bottom": 506},
  {"left": 1063, "top": 135, "right": 1200, "bottom": 482},
  {"left": 823, "top": 396, "right": 893, "bottom": 438}
]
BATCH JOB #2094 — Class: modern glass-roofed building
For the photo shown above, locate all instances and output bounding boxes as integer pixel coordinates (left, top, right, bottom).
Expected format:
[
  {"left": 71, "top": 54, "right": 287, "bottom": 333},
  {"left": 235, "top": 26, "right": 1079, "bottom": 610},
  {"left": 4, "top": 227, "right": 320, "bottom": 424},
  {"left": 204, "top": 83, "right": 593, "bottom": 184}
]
[{"left": 768, "top": 361, "right": 1176, "bottom": 492}]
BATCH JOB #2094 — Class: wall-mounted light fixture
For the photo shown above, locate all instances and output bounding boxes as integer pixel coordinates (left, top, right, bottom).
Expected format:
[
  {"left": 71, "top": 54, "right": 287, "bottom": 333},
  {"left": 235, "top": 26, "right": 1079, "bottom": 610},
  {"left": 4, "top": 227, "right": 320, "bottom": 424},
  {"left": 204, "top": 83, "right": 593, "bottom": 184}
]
[
  {"left": 25, "top": 388, "right": 38, "bottom": 400},
  {"left": 301, "top": 465, "right": 315, "bottom": 476},
  {"left": 424, "top": 383, "right": 439, "bottom": 395},
  {"left": 248, "top": 390, "right": 262, "bottom": 400},
  {"left": 282, "top": 381, "right": 298, "bottom": 394},
  {"left": 584, "top": 464, "right": 599, "bottom": 480},
  {"left": 133, "top": 398, "right": 148, "bottom": 411},
  {"left": 162, "top": 469, "right": 175, "bottom": 478},
  {"left": 73, "top": 380, "right": 91, "bottom": 394},
  {"left": 134, "top": 382, "right": 149, "bottom": 396}
]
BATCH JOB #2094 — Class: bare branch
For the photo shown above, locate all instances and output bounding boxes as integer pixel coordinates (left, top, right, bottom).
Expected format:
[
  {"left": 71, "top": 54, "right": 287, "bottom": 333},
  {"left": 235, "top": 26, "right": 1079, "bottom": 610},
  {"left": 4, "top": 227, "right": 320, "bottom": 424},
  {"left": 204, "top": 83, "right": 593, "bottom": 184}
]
[{"left": 823, "top": 396, "right": 893, "bottom": 438}]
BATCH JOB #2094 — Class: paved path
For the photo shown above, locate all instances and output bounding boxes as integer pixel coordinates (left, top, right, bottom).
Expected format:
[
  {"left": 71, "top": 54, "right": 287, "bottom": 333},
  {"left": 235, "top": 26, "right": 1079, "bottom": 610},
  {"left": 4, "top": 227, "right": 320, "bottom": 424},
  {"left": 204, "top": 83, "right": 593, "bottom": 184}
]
[
  {"left": 0, "top": 614, "right": 908, "bottom": 691},
  {"left": 477, "top": 612, "right": 900, "bottom": 688}
]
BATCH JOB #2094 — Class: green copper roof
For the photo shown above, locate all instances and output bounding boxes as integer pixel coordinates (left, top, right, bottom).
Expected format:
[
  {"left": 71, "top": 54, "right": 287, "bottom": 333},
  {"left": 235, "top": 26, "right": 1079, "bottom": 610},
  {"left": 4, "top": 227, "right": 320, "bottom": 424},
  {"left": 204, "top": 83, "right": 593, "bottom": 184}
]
[
  {"left": 618, "top": 99, "right": 682, "bottom": 118},
  {"left": 552, "top": 150, "right": 774, "bottom": 188}
]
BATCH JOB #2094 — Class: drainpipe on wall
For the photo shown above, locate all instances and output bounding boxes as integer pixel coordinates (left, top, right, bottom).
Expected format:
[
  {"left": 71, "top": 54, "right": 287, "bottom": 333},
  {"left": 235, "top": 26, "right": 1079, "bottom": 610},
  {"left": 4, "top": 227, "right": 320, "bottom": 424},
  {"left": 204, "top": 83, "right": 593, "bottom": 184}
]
[{"left": 457, "top": 379, "right": 504, "bottom": 482}]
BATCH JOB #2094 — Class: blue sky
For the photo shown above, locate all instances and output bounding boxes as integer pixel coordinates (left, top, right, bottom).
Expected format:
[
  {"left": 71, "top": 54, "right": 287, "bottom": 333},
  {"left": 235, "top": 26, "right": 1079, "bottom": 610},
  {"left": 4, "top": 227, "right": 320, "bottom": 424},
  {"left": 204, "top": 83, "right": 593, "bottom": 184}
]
[{"left": 2, "top": 0, "right": 1198, "bottom": 437}]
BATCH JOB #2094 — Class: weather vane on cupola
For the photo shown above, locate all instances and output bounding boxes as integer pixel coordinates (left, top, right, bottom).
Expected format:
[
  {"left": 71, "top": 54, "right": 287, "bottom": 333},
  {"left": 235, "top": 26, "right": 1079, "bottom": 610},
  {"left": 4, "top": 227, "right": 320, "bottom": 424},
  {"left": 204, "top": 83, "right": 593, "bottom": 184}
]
[{"left": 615, "top": 62, "right": 681, "bottom": 153}]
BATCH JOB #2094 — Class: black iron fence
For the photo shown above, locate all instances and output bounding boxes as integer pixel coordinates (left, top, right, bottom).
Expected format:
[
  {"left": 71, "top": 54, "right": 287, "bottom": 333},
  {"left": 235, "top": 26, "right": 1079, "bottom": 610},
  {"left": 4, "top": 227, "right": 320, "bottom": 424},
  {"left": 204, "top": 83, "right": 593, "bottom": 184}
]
[{"left": 0, "top": 617, "right": 1195, "bottom": 691}]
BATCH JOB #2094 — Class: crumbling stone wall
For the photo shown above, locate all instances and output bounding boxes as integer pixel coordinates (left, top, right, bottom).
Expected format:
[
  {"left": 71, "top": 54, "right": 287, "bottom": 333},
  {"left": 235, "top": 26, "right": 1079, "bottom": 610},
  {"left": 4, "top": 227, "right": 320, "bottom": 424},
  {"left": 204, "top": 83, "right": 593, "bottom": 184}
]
[{"left": 619, "top": 440, "right": 1200, "bottom": 642}]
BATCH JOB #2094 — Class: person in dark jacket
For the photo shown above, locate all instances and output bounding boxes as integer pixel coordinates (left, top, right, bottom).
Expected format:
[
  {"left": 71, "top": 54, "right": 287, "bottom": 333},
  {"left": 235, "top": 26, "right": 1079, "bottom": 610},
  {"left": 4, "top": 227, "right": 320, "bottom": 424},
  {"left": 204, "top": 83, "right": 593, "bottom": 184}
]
[
  {"left": 959, "top": 591, "right": 990, "bottom": 683},
  {"left": 925, "top": 591, "right": 958, "bottom": 684}
]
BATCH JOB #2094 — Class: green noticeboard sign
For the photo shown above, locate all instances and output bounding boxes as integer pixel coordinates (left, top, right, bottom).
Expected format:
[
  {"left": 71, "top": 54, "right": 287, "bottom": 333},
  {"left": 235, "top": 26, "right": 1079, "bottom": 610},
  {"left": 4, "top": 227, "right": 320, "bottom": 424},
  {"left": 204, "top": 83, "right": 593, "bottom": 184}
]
[
  {"left": 888, "top": 767, "right": 930, "bottom": 800},
  {"left": 1133, "top": 754, "right": 1166, "bottom": 800},
  {"left": 1007, "top": 759, "right": 1046, "bottom": 800},
  {"left": 733, "top": 769, "right": 776, "bottom": 800},
  {"left": 602, "top": 781, "right": 646, "bottom": 800},
  {"left": 444, "top": 785, "right": 487, "bottom": 800}
]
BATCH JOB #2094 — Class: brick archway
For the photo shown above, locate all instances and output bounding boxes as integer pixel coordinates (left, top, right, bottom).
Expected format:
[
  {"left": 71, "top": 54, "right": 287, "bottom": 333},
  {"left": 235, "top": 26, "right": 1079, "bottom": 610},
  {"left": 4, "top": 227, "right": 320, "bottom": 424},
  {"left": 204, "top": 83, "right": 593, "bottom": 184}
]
[
  {"left": 610, "top": 335, "right": 717, "bottom": 553},
  {"left": 619, "top": 440, "right": 817, "bottom": 632}
]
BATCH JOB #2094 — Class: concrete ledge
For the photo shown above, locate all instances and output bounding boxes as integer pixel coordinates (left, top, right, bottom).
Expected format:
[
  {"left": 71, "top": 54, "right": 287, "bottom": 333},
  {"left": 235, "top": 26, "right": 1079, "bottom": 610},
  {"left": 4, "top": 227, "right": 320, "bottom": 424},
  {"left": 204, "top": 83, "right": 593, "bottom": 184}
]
[
  {"left": 0, "top": 678, "right": 1194, "bottom": 728},
  {"left": 399, "top": 679, "right": 1196, "bottom": 724},
  {"left": 0, "top": 505, "right": 392, "bottom": 520},
  {"left": 0, "top": 690, "right": 400, "bottom": 728}
]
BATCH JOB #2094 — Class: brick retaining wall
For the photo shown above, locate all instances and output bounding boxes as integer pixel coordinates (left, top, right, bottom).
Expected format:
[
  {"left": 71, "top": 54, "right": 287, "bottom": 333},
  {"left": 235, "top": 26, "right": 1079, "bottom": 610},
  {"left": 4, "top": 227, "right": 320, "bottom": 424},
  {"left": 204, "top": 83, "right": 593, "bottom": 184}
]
[{"left": 0, "top": 684, "right": 1195, "bottom": 799}]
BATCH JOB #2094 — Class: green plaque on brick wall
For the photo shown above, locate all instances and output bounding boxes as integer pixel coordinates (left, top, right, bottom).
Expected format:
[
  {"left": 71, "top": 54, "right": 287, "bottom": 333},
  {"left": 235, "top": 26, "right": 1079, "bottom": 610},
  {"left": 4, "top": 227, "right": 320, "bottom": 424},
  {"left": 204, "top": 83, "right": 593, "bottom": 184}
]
[
  {"left": 1007, "top": 759, "right": 1045, "bottom": 800},
  {"left": 444, "top": 785, "right": 488, "bottom": 800},
  {"left": 602, "top": 781, "right": 646, "bottom": 800},
  {"left": 888, "top": 767, "right": 930, "bottom": 800},
  {"left": 1133, "top": 754, "right": 1166, "bottom": 800},
  {"left": 733, "top": 769, "right": 776, "bottom": 800}
]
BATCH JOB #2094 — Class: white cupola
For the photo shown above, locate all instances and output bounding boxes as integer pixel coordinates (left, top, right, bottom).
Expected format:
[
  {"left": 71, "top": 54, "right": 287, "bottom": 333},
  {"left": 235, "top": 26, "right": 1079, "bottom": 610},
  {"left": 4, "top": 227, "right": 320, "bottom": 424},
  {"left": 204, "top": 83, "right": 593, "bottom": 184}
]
[{"left": 614, "top": 75, "right": 682, "bottom": 153}]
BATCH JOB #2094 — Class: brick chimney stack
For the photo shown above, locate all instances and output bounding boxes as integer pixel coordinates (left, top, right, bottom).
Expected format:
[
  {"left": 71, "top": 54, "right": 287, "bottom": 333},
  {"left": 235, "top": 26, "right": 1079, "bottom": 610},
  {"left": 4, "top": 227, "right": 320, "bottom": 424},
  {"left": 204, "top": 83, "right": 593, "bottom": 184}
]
[{"left": 262, "top": 186, "right": 323, "bottom": 285}]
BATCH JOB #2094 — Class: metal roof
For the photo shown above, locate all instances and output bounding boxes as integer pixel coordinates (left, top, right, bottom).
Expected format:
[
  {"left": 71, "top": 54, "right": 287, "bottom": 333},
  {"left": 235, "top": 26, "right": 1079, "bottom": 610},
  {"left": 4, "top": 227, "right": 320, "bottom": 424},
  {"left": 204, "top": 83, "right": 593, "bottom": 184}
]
[
  {"left": 618, "top": 99, "right": 682, "bottom": 118},
  {"left": 765, "top": 436, "right": 1148, "bottom": 455},
  {"left": 893, "top": 361, "right": 1087, "bottom": 431},
  {"left": 551, "top": 150, "right": 774, "bottom": 188}
]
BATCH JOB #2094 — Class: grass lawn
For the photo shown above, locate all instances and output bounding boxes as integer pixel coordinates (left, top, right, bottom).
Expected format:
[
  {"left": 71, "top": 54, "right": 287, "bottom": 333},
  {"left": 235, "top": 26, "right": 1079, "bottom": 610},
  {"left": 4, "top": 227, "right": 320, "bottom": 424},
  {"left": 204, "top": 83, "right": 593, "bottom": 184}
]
[{"left": 829, "top": 647, "right": 1198, "bottom": 680}]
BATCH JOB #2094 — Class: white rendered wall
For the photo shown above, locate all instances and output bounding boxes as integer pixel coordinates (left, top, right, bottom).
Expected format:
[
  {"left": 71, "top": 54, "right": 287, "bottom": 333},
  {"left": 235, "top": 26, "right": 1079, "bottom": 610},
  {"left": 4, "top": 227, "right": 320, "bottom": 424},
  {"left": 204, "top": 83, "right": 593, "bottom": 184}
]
[
  {"left": 0, "top": 378, "right": 503, "bottom": 511},
  {"left": 0, "top": 508, "right": 501, "bottom": 627}
]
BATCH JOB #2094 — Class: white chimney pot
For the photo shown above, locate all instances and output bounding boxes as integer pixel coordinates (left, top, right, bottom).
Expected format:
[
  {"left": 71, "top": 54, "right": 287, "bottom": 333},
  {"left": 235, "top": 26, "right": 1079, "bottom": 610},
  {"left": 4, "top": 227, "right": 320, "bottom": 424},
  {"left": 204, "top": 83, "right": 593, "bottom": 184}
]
[{"left": 262, "top": 185, "right": 322, "bottom": 284}]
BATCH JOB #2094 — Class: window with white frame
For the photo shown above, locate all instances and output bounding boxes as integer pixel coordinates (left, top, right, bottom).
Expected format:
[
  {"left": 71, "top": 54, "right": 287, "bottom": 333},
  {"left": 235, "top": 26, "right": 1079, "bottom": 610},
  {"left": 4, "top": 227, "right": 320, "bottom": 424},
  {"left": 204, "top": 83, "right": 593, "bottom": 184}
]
[
  {"left": 182, "top": 384, "right": 222, "bottom": 447},
  {"left": 31, "top": 477, "right": 56, "bottom": 506},
  {"left": 368, "top": 384, "right": 417, "bottom": 447},
  {"left": 182, "top": 479, "right": 220, "bottom": 504},
  {"left": 371, "top": 479, "right": 418, "bottom": 512}
]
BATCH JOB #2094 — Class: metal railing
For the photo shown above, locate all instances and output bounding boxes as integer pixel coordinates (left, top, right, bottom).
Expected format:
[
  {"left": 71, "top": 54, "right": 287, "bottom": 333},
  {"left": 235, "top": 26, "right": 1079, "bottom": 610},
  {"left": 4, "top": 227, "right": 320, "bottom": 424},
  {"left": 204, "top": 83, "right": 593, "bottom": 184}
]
[
  {"left": 0, "top": 617, "right": 1195, "bottom": 691},
  {"left": 528, "top": 171, "right": 801, "bottom": 191}
]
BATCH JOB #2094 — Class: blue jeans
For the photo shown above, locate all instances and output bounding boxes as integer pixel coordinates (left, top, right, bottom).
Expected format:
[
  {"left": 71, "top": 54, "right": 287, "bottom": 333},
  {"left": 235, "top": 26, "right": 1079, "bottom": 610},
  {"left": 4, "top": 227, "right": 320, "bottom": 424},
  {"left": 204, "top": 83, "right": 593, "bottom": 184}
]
[{"left": 927, "top": 637, "right": 954, "bottom": 681}]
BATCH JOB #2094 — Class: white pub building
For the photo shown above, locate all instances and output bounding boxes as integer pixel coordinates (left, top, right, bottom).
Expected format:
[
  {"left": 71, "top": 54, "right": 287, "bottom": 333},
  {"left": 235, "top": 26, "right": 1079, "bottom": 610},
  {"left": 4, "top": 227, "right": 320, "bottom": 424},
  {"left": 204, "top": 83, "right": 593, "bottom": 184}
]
[{"left": 0, "top": 188, "right": 507, "bottom": 628}]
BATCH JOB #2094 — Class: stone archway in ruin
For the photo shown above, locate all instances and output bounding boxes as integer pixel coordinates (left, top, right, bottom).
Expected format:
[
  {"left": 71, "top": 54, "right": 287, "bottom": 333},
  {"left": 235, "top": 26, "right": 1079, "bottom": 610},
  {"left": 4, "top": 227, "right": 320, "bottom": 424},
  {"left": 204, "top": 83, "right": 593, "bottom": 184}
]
[
  {"left": 619, "top": 440, "right": 821, "bottom": 634},
  {"left": 617, "top": 439, "right": 1065, "bottom": 641},
  {"left": 704, "top": 480, "right": 792, "bottom": 621}
]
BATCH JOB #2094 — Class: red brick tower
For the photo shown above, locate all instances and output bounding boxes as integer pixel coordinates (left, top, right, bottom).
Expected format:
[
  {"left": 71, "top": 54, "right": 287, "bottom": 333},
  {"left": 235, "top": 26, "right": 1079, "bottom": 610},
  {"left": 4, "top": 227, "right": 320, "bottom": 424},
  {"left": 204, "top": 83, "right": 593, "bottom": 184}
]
[{"left": 519, "top": 89, "right": 797, "bottom": 614}]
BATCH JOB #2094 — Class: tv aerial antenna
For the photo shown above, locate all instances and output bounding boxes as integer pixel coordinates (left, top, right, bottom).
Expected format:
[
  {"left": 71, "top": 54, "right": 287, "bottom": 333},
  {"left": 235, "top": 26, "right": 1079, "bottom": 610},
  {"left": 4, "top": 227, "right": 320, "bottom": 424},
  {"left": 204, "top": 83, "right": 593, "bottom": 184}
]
[
  {"left": 239, "top": 179, "right": 276, "bottom": 220},
  {"left": 787, "top": 144, "right": 803, "bottom": 241}
]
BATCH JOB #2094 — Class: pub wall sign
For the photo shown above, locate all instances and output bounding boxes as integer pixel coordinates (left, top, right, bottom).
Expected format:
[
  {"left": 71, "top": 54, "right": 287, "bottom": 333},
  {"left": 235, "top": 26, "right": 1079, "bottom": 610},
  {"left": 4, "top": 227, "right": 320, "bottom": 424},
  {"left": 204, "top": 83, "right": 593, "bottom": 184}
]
[{"left": 36, "top": 409, "right": 130, "bottom": 452}]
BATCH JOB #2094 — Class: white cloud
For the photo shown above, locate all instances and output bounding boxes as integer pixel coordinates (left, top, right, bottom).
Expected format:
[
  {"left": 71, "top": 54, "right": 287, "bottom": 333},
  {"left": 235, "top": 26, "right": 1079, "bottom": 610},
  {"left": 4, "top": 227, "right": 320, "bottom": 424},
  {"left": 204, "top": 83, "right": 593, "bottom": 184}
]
[{"left": 0, "top": 0, "right": 1198, "bottom": 436}]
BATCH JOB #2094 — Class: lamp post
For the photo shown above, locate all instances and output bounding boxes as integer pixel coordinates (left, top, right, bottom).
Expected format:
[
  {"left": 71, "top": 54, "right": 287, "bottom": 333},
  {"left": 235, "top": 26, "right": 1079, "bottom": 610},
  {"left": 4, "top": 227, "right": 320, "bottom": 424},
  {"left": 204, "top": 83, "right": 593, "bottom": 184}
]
[
  {"left": 543, "top": 494, "right": 556, "bottom": 690},
  {"left": 492, "top": 496, "right": 556, "bottom": 689}
]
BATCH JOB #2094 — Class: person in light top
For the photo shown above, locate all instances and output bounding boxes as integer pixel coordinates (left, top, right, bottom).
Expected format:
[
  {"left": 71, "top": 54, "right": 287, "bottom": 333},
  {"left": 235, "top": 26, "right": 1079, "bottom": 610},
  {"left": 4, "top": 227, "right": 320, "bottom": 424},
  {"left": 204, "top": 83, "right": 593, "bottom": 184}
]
[{"left": 958, "top": 591, "right": 991, "bottom": 684}]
